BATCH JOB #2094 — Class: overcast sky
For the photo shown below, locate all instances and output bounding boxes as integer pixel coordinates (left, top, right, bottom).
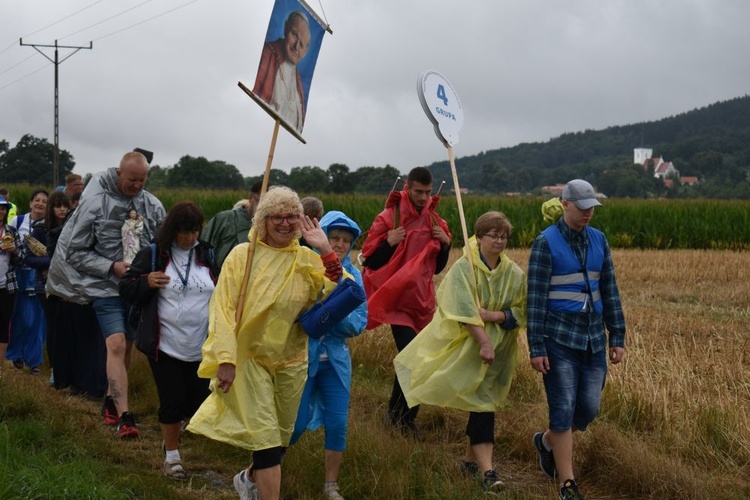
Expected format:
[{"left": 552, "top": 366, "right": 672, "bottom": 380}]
[{"left": 1, "top": 0, "right": 748, "bottom": 180}]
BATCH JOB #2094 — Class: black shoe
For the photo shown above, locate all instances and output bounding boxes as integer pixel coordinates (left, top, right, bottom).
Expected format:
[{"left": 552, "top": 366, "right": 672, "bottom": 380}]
[
  {"left": 559, "top": 479, "right": 585, "bottom": 500},
  {"left": 482, "top": 469, "right": 504, "bottom": 491},
  {"left": 534, "top": 431, "right": 556, "bottom": 478},
  {"left": 460, "top": 460, "right": 478, "bottom": 478},
  {"left": 400, "top": 420, "right": 419, "bottom": 439}
]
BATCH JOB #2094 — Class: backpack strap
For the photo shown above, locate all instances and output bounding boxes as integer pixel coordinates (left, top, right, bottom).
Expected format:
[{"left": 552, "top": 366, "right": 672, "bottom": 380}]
[{"left": 149, "top": 243, "right": 157, "bottom": 271}]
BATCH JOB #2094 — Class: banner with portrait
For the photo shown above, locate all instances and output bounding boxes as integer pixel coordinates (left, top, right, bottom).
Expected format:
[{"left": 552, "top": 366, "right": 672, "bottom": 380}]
[{"left": 251, "top": 0, "right": 327, "bottom": 138}]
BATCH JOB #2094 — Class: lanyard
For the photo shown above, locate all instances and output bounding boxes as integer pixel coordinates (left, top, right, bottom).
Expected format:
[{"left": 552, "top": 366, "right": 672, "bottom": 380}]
[{"left": 170, "top": 247, "right": 194, "bottom": 296}]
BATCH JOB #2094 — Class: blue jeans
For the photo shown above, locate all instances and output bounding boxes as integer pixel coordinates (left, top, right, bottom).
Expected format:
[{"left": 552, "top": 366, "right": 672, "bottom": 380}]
[
  {"left": 543, "top": 338, "right": 607, "bottom": 432},
  {"left": 290, "top": 360, "right": 350, "bottom": 451}
]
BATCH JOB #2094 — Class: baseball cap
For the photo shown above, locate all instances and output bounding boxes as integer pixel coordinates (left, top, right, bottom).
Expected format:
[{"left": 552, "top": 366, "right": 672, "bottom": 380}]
[
  {"left": 0, "top": 195, "right": 10, "bottom": 207},
  {"left": 562, "top": 179, "right": 602, "bottom": 210}
]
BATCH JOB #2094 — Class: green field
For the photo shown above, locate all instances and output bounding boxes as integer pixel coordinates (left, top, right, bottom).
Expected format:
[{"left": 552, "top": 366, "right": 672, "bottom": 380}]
[{"left": 6, "top": 185, "right": 750, "bottom": 249}]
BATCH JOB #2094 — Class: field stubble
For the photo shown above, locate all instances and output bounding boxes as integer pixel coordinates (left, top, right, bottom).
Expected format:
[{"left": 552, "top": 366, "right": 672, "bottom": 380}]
[{"left": 1, "top": 249, "right": 748, "bottom": 499}]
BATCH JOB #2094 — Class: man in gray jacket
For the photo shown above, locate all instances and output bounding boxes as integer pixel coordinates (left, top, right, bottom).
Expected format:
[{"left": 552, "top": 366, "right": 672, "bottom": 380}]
[{"left": 47, "top": 151, "right": 165, "bottom": 439}]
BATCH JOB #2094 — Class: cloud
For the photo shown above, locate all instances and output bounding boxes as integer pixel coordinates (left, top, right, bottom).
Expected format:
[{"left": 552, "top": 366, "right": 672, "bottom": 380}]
[{"left": 1, "top": 0, "right": 748, "bottom": 180}]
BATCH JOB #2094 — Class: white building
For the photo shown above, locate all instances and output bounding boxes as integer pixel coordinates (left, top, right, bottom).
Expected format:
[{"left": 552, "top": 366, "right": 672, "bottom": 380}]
[{"left": 633, "top": 148, "right": 653, "bottom": 165}]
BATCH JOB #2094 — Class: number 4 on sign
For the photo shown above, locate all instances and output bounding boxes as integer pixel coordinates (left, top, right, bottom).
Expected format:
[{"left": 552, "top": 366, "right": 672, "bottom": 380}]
[{"left": 437, "top": 84, "right": 448, "bottom": 106}]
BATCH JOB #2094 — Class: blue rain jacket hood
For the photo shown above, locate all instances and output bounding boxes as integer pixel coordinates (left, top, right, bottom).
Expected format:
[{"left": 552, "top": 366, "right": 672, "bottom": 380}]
[{"left": 319, "top": 211, "right": 361, "bottom": 266}]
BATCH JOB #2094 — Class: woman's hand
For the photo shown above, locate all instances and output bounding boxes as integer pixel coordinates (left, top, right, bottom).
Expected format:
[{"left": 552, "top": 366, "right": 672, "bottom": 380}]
[
  {"left": 148, "top": 271, "right": 170, "bottom": 289},
  {"left": 0, "top": 241, "right": 16, "bottom": 253},
  {"left": 300, "top": 216, "right": 333, "bottom": 255},
  {"left": 479, "top": 308, "right": 506, "bottom": 323},
  {"left": 466, "top": 324, "right": 494, "bottom": 364},
  {"left": 217, "top": 363, "right": 236, "bottom": 393},
  {"left": 479, "top": 342, "right": 495, "bottom": 365}
]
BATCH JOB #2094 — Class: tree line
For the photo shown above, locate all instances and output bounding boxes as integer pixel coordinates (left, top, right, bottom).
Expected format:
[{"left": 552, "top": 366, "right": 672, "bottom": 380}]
[
  {"left": 0, "top": 136, "right": 404, "bottom": 194},
  {"left": 3, "top": 95, "right": 749, "bottom": 197}
]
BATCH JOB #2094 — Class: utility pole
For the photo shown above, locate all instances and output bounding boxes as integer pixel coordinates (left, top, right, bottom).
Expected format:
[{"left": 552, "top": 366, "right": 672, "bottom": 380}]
[{"left": 20, "top": 39, "right": 92, "bottom": 187}]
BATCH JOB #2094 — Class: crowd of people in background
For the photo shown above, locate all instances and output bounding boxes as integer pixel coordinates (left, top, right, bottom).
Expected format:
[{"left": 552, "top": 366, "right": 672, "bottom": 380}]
[{"left": 0, "top": 153, "right": 626, "bottom": 500}]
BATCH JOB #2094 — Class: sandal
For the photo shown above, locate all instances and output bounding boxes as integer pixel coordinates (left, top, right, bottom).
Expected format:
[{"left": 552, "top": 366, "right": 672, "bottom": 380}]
[
  {"left": 30, "top": 367, "right": 42, "bottom": 376},
  {"left": 12, "top": 360, "right": 23, "bottom": 370},
  {"left": 163, "top": 459, "right": 187, "bottom": 480}
]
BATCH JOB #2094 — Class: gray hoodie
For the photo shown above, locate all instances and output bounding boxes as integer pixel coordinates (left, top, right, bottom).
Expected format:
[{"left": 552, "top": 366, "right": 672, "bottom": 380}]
[{"left": 46, "top": 167, "right": 165, "bottom": 303}]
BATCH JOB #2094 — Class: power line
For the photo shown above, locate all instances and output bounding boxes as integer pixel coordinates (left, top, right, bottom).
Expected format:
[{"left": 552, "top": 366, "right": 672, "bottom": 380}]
[
  {"left": 0, "top": 0, "right": 107, "bottom": 57},
  {"left": 0, "top": 52, "right": 38, "bottom": 77},
  {"left": 0, "top": 62, "right": 48, "bottom": 91},
  {"left": 92, "top": 0, "right": 202, "bottom": 42},
  {"left": 0, "top": 0, "right": 204, "bottom": 92},
  {"left": 0, "top": 40, "right": 18, "bottom": 57},
  {"left": 59, "top": 0, "right": 156, "bottom": 41},
  {"left": 23, "top": 0, "right": 109, "bottom": 39}
]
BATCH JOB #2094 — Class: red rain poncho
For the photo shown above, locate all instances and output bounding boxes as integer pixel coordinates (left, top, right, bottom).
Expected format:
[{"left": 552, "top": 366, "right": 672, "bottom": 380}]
[{"left": 361, "top": 190, "right": 451, "bottom": 332}]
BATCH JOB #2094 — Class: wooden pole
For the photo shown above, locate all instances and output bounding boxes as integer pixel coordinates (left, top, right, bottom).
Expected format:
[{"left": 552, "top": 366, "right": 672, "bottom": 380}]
[
  {"left": 234, "top": 120, "right": 280, "bottom": 328},
  {"left": 447, "top": 146, "right": 479, "bottom": 305}
]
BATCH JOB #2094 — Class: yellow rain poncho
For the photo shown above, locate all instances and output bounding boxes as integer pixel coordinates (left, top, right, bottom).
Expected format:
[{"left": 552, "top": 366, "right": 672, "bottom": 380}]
[
  {"left": 394, "top": 236, "right": 527, "bottom": 412},
  {"left": 188, "top": 230, "right": 337, "bottom": 451}
]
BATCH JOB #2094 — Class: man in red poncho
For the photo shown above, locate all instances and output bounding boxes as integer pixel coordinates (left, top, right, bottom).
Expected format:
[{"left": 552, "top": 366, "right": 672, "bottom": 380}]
[{"left": 361, "top": 166, "right": 451, "bottom": 436}]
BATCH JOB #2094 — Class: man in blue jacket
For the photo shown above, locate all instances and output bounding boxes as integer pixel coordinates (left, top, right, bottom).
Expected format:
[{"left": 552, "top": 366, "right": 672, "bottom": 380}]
[{"left": 527, "top": 179, "right": 626, "bottom": 500}]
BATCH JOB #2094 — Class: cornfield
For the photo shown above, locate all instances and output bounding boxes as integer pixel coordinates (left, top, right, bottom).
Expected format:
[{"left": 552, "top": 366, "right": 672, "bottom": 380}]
[{"left": 7, "top": 184, "right": 750, "bottom": 249}]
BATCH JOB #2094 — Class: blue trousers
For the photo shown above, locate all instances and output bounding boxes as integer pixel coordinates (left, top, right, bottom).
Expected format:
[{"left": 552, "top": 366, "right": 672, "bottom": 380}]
[{"left": 290, "top": 360, "right": 350, "bottom": 451}]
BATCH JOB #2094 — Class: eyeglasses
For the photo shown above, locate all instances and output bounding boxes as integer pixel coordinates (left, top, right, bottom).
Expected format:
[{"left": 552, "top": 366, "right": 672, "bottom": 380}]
[
  {"left": 482, "top": 233, "right": 508, "bottom": 242},
  {"left": 268, "top": 214, "right": 300, "bottom": 224}
]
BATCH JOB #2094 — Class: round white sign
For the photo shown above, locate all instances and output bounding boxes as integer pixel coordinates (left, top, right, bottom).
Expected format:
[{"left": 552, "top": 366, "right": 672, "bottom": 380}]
[{"left": 417, "top": 70, "right": 464, "bottom": 147}]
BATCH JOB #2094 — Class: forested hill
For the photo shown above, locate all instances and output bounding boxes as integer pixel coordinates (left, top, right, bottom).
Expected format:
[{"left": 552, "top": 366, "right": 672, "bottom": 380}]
[{"left": 427, "top": 95, "right": 750, "bottom": 198}]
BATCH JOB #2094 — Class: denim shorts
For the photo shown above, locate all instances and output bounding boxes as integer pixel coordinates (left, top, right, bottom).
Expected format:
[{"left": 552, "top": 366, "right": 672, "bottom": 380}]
[
  {"left": 543, "top": 337, "right": 607, "bottom": 432},
  {"left": 92, "top": 297, "right": 136, "bottom": 340}
]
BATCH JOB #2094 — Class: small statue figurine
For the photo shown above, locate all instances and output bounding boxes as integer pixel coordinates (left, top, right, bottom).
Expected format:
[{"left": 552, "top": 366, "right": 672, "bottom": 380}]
[{"left": 122, "top": 209, "right": 144, "bottom": 263}]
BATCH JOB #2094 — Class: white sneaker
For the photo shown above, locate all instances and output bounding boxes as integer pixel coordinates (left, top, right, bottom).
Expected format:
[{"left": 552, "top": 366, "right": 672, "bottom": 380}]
[{"left": 233, "top": 470, "right": 260, "bottom": 500}]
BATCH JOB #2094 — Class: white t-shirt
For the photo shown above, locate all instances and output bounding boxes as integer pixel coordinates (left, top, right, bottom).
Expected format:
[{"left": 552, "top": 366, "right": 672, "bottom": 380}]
[{"left": 157, "top": 243, "right": 215, "bottom": 362}]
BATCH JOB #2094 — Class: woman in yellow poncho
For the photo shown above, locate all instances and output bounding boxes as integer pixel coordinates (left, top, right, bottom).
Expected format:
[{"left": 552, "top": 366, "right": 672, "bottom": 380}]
[
  {"left": 394, "top": 211, "right": 527, "bottom": 491},
  {"left": 187, "top": 186, "right": 342, "bottom": 500}
]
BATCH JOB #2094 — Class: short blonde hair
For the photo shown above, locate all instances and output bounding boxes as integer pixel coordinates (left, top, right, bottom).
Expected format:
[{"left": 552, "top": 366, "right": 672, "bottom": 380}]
[
  {"left": 252, "top": 186, "right": 303, "bottom": 242},
  {"left": 474, "top": 211, "right": 513, "bottom": 238}
]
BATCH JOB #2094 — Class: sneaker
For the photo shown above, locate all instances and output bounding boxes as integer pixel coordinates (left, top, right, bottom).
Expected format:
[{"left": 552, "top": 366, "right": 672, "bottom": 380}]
[
  {"left": 163, "top": 459, "right": 187, "bottom": 480},
  {"left": 117, "top": 411, "right": 139, "bottom": 440},
  {"left": 460, "top": 460, "right": 479, "bottom": 478},
  {"left": 324, "top": 482, "right": 345, "bottom": 499},
  {"left": 559, "top": 479, "right": 585, "bottom": 500},
  {"left": 534, "top": 431, "right": 556, "bottom": 478},
  {"left": 482, "top": 469, "right": 505, "bottom": 491},
  {"left": 233, "top": 469, "right": 259, "bottom": 500},
  {"left": 101, "top": 397, "right": 118, "bottom": 426}
]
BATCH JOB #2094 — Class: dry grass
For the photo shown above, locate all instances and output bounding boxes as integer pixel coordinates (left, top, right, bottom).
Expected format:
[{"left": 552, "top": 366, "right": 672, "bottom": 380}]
[{"left": 2, "top": 249, "right": 749, "bottom": 499}]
